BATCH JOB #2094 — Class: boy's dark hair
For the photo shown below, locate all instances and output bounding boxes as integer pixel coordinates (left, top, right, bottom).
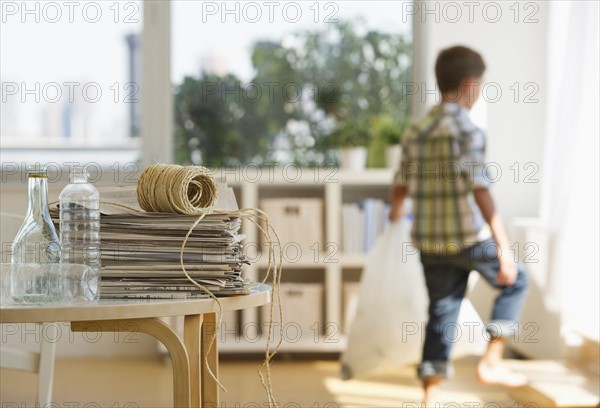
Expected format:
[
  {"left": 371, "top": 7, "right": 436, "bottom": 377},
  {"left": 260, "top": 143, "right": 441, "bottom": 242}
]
[{"left": 435, "top": 46, "right": 486, "bottom": 94}]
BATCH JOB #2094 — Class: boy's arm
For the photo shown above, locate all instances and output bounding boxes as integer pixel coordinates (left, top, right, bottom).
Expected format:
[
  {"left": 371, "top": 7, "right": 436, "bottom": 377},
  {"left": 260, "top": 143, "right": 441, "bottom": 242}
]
[
  {"left": 473, "top": 188, "right": 518, "bottom": 285},
  {"left": 389, "top": 185, "right": 407, "bottom": 221}
]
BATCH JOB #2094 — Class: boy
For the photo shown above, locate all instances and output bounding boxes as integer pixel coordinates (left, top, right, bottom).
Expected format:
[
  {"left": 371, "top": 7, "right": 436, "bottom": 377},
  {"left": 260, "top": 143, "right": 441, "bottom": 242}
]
[{"left": 389, "top": 46, "right": 529, "bottom": 405}]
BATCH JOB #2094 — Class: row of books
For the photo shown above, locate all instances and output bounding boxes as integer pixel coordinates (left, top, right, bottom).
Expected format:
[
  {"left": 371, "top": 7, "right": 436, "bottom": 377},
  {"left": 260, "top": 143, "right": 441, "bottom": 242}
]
[{"left": 342, "top": 199, "right": 391, "bottom": 254}]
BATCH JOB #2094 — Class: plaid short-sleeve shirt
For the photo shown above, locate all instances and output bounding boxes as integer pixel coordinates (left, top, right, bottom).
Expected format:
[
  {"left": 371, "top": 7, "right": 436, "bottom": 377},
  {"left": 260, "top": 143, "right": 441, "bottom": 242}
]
[{"left": 394, "top": 102, "right": 491, "bottom": 254}]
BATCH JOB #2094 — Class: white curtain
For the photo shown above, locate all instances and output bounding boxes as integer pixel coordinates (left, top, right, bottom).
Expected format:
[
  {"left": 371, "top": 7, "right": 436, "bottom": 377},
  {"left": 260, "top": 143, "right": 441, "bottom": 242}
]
[{"left": 541, "top": 1, "right": 600, "bottom": 341}]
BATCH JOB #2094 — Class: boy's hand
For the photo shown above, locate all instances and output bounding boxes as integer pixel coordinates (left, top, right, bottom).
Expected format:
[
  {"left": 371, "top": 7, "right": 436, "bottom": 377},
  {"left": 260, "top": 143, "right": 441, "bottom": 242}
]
[
  {"left": 389, "top": 207, "right": 402, "bottom": 222},
  {"left": 497, "top": 253, "right": 518, "bottom": 286},
  {"left": 390, "top": 185, "right": 408, "bottom": 222}
]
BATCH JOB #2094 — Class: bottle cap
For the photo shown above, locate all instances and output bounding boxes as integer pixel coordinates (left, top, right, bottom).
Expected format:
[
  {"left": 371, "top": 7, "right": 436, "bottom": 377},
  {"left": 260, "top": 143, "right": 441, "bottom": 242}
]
[{"left": 26, "top": 164, "right": 48, "bottom": 178}]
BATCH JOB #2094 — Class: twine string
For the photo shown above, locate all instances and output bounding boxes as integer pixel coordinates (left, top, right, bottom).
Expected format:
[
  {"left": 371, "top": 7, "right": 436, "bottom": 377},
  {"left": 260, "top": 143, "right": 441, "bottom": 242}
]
[
  {"left": 136, "top": 164, "right": 282, "bottom": 407},
  {"left": 236, "top": 208, "right": 284, "bottom": 406}
]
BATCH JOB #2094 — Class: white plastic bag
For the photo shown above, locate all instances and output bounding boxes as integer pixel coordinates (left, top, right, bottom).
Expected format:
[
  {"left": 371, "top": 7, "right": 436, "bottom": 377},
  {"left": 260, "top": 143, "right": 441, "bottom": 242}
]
[{"left": 340, "top": 218, "right": 486, "bottom": 379}]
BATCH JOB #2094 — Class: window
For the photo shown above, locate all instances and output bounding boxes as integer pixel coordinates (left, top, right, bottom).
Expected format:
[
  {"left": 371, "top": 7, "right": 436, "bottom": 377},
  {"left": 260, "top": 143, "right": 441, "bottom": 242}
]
[
  {"left": 0, "top": 1, "right": 142, "bottom": 166},
  {"left": 171, "top": 1, "right": 413, "bottom": 166},
  {"left": 1, "top": 1, "right": 414, "bottom": 169}
]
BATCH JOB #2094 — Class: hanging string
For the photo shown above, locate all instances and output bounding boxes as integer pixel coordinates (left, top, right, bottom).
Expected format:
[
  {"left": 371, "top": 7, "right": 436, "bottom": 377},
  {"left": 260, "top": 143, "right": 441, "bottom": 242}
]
[
  {"left": 136, "top": 164, "right": 283, "bottom": 407},
  {"left": 236, "top": 208, "right": 284, "bottom": 406}
]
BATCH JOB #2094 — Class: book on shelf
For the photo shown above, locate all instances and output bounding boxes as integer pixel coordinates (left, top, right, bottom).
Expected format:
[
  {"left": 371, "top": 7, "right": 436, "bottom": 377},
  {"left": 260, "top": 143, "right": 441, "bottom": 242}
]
[
  {"left": 342, "top": 198, "right": 392, "bottom": 255},
  {"left": 342, "top": 203, "right": 364, "bottom": 255}
]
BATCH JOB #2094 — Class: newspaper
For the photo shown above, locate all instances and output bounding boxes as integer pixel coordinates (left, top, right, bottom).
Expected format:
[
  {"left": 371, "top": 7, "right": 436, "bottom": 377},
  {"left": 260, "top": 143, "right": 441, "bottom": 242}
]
[{"left": 50, "top": 183, "right": 251, "bottom": 299}]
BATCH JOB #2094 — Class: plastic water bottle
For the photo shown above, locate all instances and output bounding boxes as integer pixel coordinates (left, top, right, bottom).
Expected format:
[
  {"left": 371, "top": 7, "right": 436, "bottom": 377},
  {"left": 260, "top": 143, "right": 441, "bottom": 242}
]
[
  {"left": 59, "top": 166, "right": 101, "bottom": 300},
  {"left": 11, "top": 166, "right": 61, "bottom": 303}
]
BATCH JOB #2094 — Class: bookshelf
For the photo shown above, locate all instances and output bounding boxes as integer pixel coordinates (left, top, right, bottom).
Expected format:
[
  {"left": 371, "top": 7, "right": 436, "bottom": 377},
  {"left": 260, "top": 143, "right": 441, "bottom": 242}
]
[
  {"left": 222, "top": 168, "right": 395, "bottom": 353},
  {"left": 0, "top": 167, "right": 395, "bottom": 355}
]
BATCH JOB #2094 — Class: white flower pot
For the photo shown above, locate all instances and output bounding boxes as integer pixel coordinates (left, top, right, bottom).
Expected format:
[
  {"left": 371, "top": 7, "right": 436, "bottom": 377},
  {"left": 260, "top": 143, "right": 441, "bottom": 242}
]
[
  {"left": 386, "top": 145, "right": 402, "bottom": 170},
  {"left": 339, "top": 147, "right": 368, "bottom": 171}
]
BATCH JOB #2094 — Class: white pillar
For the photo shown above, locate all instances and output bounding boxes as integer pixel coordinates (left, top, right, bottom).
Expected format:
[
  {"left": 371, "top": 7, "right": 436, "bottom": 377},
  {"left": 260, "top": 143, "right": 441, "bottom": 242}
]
[
  {"left": 411, "top": 13, "right": 430, "bottom": 119},
  {"left": 141, "top": 0, "right": 173, "bottom": 167}
]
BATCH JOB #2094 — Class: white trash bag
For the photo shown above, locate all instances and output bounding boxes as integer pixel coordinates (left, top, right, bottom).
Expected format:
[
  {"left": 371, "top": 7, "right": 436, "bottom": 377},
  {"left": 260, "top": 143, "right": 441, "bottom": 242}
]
[{"left": 340, "top": 218, "right": 487, "bottom": 379}]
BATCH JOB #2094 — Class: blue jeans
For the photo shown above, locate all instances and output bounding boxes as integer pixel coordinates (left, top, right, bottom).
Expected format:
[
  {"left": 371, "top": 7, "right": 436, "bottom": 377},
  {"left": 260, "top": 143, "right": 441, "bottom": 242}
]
[{"left": 417, "top": 238, "right": 529, "bottom": 379}]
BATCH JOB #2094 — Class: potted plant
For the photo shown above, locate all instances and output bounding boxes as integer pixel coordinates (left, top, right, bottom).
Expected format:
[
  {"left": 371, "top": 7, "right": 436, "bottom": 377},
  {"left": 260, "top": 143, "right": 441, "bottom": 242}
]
[
  {"left": 380, "top": 118, "right": 410, "bottom": 170},
  {"left": 327, "top": 120, "right": 372, "bottom": 171}
]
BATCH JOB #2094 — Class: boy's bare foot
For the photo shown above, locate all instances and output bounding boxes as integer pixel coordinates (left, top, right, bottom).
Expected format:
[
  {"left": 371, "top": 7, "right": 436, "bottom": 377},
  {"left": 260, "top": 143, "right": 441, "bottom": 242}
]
[
  {"left": 423, "top": 375, "right": 443, "bottom": 407},
  {"left": 477, "top": 360, "right": 528, "bottom": 387}
]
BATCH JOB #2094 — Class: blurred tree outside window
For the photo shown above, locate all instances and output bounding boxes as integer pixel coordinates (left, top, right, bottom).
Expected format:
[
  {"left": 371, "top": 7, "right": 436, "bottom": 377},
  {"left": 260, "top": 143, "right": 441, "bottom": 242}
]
[{"left": 174, "top": 19, "right": 412, "bottom": 167}]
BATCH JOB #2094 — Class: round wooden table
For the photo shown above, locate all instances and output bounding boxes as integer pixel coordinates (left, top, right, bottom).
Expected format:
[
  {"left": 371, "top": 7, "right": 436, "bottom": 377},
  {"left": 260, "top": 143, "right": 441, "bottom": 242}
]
[{"left": 0, "top": 284, "right": 271, "bottom": 408}]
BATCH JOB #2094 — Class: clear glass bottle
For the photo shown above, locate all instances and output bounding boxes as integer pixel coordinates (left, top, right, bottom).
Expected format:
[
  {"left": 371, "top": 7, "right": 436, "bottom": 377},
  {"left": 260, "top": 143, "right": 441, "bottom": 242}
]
[
  {"left": 11, "top": 166, "right": 61, "bottom": 303},
  {"left": 59, "top": 166, "right": 101, "bottom": 300},
  {"left": 4, "top": 263, "right": 100, "bottom": 305}
]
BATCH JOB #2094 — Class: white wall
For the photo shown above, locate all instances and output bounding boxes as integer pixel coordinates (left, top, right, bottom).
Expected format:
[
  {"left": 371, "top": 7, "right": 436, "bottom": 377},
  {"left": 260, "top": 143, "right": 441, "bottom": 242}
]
[{"left": 413, "top": 0, "right": 548, "bottom": 222}]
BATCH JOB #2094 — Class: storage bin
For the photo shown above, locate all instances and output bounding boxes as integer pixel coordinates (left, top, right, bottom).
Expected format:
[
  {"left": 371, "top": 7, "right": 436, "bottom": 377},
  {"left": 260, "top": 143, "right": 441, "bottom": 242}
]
[
  {"left": 261, "top": 283, "right": 323, "bottom": 343},
  {"left": 260, "top": 198, "right": 323, "bottom": 255}
]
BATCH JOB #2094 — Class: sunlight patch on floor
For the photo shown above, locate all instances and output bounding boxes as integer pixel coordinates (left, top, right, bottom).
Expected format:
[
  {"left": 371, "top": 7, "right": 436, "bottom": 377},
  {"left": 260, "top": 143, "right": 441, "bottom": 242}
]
[{"left": 324, "top": 376, "right": 424, "bottom": 406}]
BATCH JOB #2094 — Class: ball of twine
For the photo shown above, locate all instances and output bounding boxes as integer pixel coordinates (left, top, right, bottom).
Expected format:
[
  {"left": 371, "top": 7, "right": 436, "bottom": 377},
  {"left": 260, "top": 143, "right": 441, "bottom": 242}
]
[{"left": 137, "top": 164, "right": 219, "bottom": 214}]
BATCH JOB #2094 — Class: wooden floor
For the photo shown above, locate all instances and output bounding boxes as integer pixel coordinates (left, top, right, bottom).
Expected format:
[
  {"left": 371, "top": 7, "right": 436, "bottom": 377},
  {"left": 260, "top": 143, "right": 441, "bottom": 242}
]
[{"left": 1, "top": 355, "right": 517, "bottom": 407}]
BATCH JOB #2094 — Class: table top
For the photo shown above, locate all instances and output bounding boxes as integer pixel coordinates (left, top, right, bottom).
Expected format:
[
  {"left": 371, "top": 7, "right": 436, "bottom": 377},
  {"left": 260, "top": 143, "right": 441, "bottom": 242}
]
[{"left": 0, "top": 284, "right": 271, "bottom": 323}]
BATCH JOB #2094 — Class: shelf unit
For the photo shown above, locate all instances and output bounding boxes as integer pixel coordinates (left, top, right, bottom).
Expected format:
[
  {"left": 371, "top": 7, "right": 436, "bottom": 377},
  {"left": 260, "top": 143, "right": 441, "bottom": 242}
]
[{"left": 221, "top": 168, "right": 394, "bottom": 353}]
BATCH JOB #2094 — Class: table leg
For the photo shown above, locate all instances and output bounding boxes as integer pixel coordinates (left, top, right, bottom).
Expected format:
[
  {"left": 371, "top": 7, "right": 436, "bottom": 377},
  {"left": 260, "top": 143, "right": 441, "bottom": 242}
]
[
  {"left": 71, "top": 318, "right": 191, "bottom": 408},
  {"left": 38, "top": 322, "right": 58, "bottom": 405},
  {"left": 184, "top": 314, "right": 203, "bottom": 407},
  {"left": 201, "top": 312, "right": 219, "bottom": 406}
]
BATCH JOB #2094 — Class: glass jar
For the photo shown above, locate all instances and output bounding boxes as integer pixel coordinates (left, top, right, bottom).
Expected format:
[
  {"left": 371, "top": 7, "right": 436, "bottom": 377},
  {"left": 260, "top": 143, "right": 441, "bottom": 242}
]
[{"left": 11, "top": 166, "right": 61, "bottom": 303}]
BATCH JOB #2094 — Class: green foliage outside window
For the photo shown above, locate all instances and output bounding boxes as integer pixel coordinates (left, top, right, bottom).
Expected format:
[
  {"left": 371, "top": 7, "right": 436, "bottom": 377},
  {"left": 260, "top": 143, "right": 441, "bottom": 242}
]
[
  {"left": 318, "top": 120, "right": 372, "bottom": 149},
  {"left": 174, "top": 20, "right": 412, "bottom": 167}
]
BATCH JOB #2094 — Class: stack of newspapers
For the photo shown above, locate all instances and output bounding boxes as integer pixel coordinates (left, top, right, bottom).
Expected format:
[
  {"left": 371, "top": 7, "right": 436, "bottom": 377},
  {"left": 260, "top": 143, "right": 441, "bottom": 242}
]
[{"left": 52, "top": 185, "right": 251, "bottom": 299}]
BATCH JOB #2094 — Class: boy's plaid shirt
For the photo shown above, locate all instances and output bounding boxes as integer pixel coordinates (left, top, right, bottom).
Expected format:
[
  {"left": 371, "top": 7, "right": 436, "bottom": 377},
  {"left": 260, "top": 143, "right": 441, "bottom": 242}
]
[{"left": 394, "top": 102, "right": 491, "bottom": 254}]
